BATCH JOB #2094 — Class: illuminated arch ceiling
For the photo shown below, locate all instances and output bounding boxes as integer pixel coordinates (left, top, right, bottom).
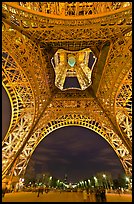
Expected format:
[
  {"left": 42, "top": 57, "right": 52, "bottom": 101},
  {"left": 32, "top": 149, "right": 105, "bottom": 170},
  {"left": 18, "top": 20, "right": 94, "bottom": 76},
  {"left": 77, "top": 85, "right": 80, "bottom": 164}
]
[
  {"left": 2, "top": 2, "right": 132, "bottom": 179},
  {"left": 51, "top": 48, "right": 97, "bottom": 90}
]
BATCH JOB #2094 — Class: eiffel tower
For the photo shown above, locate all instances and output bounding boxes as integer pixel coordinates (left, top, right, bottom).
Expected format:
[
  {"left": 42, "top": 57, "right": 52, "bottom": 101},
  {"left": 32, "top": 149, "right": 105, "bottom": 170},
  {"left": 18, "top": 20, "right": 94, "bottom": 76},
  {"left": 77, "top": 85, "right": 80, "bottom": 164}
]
[{"left": 2, "top": 2, "right": 132, "bottom": 189}]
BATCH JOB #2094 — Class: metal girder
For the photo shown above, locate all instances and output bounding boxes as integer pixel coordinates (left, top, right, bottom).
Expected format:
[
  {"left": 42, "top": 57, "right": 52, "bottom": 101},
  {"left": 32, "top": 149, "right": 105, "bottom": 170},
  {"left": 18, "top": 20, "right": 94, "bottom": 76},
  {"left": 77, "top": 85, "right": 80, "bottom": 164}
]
[{"left": 2, "top": 2, "right": 132, "bottom": 181}]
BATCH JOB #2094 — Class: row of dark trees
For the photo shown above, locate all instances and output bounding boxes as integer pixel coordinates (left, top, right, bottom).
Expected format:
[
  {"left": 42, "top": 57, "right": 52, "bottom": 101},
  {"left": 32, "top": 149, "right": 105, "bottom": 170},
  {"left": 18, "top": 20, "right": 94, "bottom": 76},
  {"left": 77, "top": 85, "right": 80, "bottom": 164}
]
[
  {"left": 23, "top": 159, "right": 131, "bottom": 189},
  {"left": 24, "top": 164, "right": 130, "bottom": 190}
]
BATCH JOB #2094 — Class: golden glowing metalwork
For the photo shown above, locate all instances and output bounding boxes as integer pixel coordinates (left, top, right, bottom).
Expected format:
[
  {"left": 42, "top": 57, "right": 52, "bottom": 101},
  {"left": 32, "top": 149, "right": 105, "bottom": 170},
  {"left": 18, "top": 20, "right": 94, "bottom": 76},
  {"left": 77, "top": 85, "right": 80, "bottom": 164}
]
[
  {"left": 51, "top": 48, "right": 97, "bottom": 90},
  {"left": 2, "top": 2, "right": 132, "bottom": 186},
  {"left": 11, "top": 2, "right": 132, "bottom": 16}
]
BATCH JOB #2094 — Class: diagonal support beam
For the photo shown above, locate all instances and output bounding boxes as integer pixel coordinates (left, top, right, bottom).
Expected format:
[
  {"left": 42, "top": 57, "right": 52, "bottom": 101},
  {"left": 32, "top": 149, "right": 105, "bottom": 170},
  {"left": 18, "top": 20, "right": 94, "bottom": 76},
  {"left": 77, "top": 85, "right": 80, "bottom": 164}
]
[
  {"left": 90, "top": 88, "right": 132, "bottom": 155},
  {"left": 2, "top": 89, "right": 57, "bottom": 179},
  {"left": 2, "top": 16, "right": 38, "bottom": 45}
]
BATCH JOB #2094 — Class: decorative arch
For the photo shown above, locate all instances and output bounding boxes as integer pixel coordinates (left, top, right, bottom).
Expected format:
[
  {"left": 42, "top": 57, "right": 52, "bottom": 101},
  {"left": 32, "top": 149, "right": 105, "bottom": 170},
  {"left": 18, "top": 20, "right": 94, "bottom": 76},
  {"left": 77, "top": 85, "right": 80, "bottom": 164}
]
[
  {"left": 13, "top": 113, "right": 131, "bottom": 177},
  {"left": 2, "top": 22, "right": 53, "bottom": 178},
  {"left": 115, "top": 68, "right": 132, "bottom": 142},
  {"left": 2, "top": 1, "right": 132, "bottom": 187},
  {"left": 2, "top": 48, "right": 35, "bottom": 177}
]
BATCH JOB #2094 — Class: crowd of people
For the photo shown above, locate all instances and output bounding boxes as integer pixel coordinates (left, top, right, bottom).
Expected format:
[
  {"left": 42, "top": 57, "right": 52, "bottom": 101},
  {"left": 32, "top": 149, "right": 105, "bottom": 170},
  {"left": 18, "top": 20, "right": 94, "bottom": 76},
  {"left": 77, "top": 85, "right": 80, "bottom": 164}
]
[
  {"left": 35, "top": 185, "right": 107, "bottom": 201},
  {"left": 36, "top": 185, "right": 107, "bottom": 201},
  {"left": 82, "top": 187, "right": 107, "bottom": 202},
  {"left": 36, "top": 186, "right": 107, "bottom": 202},
  {"left": 2, "top": 184, "right": 107, "bottom": 202},
  {"left": 37, "top": 186, "right": 49, "bottom": 197}
]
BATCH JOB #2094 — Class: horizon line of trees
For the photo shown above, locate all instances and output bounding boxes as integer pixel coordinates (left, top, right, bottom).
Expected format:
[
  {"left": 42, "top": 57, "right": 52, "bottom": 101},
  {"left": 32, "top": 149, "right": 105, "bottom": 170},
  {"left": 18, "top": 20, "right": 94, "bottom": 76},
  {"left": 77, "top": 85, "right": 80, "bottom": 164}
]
[{"left": 24, "top": 168, "right": 131, "bottom": 190}]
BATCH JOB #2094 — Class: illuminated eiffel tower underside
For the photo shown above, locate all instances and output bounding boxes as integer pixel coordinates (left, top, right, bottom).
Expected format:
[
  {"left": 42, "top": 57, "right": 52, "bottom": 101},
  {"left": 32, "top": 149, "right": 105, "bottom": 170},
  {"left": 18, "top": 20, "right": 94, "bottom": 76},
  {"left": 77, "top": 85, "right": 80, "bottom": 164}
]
[{"left": 2, "top": 2, "right": 132, "bottom": 184}]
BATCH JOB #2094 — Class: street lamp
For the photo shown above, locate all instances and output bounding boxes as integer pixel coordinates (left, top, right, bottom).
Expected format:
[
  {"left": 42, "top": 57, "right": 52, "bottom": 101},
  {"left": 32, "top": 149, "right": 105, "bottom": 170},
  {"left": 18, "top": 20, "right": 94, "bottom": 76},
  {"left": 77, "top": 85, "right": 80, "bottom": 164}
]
[
  {"left": 80, "top": 181, "right": 84, "bottom": 188},
  {"left": 94, "top": 177, "right": 97, "bottom": 181},
  {"left": 94, "top": 177, "right": 98, "bottom": 187},
  {"left": 49, "top": 176, "right": 52, "bottom": 187},
  {"left": 103, "top": 174, "right": 108, "bottom": 189},
  {"left": 126, "top": 177, "right": 129, "bottom": 189},
  {"left": 84, "top": 181, "right": 87, "bottom": 187},
  {"left": 57, "top": 180, "right": 59, "bottom": 188},
  {"left": 88, "top": 179, "right": 90, "bottom": 187},
  {"left": 126, "top": 177, "right": 129, "bottom": 182}
]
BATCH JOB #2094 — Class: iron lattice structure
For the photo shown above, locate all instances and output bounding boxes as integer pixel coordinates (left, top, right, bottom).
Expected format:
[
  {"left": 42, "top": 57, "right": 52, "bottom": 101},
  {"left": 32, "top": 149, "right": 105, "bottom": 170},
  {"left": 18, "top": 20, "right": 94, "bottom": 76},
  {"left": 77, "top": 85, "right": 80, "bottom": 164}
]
[{"left": 2, "top": 2, "right": 132, "bottom": 181}]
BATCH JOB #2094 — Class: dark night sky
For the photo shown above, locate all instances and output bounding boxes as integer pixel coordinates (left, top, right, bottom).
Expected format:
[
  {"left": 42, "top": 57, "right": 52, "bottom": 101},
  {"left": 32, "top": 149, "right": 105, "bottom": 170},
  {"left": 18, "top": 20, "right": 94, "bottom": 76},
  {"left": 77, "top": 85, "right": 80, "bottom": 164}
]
[
  {"left": 2, "top": 86, "right": 125, "bottom": 183},
  {"left": 2, "top": 87, "right": 12, "bottom": 138}
]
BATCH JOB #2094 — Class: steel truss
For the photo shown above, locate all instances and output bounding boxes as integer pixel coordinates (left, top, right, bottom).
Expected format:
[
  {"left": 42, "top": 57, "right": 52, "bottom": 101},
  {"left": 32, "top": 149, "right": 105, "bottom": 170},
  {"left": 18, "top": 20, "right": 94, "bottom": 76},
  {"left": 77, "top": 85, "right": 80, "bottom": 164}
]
[{"left": 2, "top": 2, "right": 132, "bottom": 180}]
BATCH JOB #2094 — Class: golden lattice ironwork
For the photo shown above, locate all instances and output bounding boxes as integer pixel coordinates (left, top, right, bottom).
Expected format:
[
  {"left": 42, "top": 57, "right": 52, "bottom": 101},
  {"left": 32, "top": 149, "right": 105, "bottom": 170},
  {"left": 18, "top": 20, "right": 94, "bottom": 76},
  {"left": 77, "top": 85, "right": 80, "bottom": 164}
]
[
  {"left": 51, "top": 48, "right": 97, "bottom": 91},
  {"left": 115, "top": 69, "right": 132, "bottom": 142},
  {"left": 11, "top": 2, "right": 132, "bottom": 16},
  {"left": 2, "top": 2, "right": 132, "bottom": 184}
]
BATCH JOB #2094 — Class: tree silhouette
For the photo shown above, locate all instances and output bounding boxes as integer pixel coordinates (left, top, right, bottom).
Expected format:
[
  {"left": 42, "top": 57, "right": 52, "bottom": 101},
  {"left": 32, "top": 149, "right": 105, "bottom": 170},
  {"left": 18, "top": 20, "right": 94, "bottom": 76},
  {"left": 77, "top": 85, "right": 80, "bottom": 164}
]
[{"left": 24, "top": 159, "right": 36, "bottom": 185}]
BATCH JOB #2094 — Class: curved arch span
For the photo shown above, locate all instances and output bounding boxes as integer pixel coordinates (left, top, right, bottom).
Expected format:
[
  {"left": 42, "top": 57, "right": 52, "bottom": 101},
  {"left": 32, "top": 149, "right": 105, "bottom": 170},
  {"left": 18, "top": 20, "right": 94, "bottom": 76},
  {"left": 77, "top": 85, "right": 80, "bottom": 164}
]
[{"left": 14, "top": 113, "right": 132, "bottom": 177}]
